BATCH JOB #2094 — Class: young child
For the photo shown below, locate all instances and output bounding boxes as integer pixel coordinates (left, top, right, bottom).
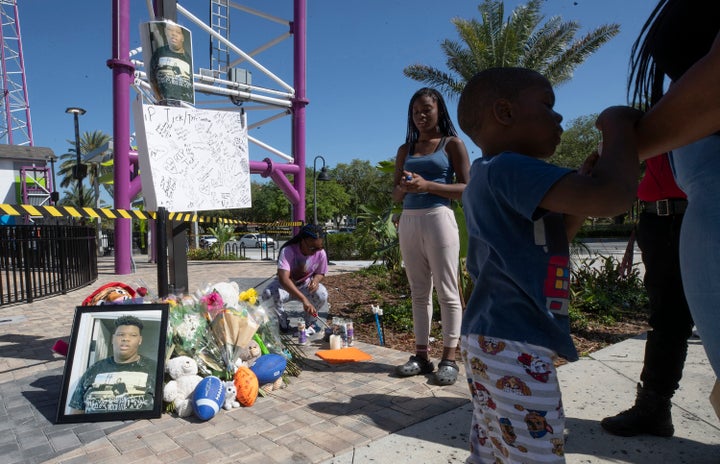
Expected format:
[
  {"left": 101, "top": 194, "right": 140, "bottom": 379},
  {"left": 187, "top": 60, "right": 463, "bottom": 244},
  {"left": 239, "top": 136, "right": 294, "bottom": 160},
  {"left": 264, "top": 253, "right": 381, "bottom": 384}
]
[{"left": 456, "top": 67, "right": 640, "bottom": 463}]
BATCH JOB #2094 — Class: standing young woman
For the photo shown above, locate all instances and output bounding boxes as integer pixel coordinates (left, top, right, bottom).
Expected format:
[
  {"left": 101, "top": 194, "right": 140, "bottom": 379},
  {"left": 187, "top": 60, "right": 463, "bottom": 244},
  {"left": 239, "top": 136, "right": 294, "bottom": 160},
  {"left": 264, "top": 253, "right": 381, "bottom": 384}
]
[
  {"left": 629, "top": 0, "right": 720, "bottom": 386},
  {"left": 392, "top": 87, "right": 470, "bottom": 386}
]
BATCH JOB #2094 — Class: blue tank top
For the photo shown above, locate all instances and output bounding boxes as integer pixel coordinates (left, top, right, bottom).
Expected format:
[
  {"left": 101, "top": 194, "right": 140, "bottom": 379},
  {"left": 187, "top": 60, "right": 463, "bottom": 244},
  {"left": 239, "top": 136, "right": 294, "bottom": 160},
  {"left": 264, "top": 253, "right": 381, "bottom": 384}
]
[{"left": 402, "top": 137, "right": 454, "bottom": 209}]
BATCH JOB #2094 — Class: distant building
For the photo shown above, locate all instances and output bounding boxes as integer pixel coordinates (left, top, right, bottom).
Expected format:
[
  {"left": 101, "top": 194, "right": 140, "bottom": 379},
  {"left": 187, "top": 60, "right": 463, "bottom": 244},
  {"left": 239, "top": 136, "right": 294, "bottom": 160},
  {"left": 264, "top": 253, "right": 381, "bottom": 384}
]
[{"left": 0, "top": 144, "right": 56, "bottom": 224}]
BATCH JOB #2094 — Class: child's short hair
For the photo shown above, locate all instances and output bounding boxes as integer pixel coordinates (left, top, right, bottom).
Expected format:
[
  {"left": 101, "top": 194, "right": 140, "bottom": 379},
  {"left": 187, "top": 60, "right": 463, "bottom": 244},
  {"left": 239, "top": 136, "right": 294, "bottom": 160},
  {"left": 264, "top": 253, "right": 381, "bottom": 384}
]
[{"left": 458, "top": 67, "right": 547, "bottom": 136}]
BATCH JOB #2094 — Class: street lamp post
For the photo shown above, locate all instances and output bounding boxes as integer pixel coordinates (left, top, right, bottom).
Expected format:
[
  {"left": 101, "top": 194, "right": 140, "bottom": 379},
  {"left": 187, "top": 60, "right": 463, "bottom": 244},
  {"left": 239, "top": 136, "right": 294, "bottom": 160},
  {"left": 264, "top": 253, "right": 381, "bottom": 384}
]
[
  {"left": 65, "top": 107, "right": 86, "bottom": 206},
  {"left": 313, "top": 155, "right": 330, "bottom": 225}
]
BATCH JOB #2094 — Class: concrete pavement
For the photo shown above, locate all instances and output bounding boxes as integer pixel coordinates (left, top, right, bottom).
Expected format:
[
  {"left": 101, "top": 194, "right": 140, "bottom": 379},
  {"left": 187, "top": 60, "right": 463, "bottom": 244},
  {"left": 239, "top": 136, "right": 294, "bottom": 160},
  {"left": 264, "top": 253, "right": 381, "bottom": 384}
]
[
  {"left": 323, "top": 335, "right": 720, "bottom": 464},
  {"left": 0, "top": 252, "right": 718, "bottom": 463}
]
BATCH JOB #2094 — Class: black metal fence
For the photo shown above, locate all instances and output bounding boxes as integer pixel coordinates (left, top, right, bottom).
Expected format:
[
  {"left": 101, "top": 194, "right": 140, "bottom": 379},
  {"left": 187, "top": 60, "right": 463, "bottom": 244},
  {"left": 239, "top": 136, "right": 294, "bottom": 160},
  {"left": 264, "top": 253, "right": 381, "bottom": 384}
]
[{"left": 0, "top": 224, "right": 98, "bottom": 305}]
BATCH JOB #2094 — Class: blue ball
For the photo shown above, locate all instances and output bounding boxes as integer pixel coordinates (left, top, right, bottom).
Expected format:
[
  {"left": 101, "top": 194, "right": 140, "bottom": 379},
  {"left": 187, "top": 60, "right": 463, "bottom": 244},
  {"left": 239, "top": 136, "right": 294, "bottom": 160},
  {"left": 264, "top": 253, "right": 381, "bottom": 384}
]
[
  {"left": 250, "top": 354, "right": 287, "bottom": 385},
  {"left": 192, "top": 376, "right": 225, "bottom": 421}
]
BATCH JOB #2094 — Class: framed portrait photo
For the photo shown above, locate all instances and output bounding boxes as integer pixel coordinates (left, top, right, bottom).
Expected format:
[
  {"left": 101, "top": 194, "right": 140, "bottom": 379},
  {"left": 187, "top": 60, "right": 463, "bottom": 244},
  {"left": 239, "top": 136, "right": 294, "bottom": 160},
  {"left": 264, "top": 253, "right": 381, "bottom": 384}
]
[
  {"left": 140, "top": 20, "right": 195, "bottom": 105},
  {"left": 56, "top": 304, "right": 169, "bottom": 424}
]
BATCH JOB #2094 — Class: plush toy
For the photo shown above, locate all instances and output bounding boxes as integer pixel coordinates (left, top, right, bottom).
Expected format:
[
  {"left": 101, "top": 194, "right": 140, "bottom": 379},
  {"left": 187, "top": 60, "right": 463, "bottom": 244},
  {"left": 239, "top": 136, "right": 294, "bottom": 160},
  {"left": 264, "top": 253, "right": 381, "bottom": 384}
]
[
  {"left": 82, "top": 281, "right": 144, "bottom": 306},
  {"left": 223, "top": 381, "right": 240, "bottom": 410},
  {"left": 163, "top": 356, "right": 203, "bottom": 417},
  {"left": 260, "top": 377, "right": 285, "bottom": 394},
  {"left": 210, "top": 281, "right": 240, "bottom": 309},
  {"left": 236, "top": 339, "right": 262, "bottom": 368}
]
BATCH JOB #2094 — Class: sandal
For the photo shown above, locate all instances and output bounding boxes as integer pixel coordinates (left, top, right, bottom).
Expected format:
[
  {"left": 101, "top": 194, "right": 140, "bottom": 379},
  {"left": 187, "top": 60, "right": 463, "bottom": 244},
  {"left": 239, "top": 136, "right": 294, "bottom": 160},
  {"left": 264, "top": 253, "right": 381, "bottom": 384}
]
[
  {"left": 396, "top": 355, "right": 435, "bottom": 377},
  {"left": 434, "top": 359, "right": 459, "bottom": 386}
]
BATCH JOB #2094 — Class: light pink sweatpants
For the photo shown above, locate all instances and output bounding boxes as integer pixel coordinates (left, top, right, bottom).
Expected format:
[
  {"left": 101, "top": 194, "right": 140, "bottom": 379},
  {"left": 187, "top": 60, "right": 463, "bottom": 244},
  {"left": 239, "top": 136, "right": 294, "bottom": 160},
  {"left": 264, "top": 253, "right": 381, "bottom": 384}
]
[{"left": 399, "top": 205, "right": 462, "bottom": 349}]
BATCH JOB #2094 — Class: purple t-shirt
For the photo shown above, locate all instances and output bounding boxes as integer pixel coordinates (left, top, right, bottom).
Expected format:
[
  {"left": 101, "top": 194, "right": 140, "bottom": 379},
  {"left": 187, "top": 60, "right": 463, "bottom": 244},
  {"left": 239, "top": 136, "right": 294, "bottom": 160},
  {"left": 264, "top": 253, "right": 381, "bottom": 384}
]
[{"left": 277, "top": 243, "right": 328, "bottom": 285}]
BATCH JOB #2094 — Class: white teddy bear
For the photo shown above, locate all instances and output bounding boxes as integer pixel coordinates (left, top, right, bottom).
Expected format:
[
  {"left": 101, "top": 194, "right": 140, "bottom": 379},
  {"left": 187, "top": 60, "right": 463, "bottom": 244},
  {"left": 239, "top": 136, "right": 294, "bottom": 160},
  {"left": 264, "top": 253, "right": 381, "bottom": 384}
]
[
  {"left": 210, "top": 281, "right": 240, "bottom": 309},
  {"left": 223, "top": 381, "right": 240, "bottom": 410},
  {"left": 163, "top": 356, "right": 203, "bottom": 417}
]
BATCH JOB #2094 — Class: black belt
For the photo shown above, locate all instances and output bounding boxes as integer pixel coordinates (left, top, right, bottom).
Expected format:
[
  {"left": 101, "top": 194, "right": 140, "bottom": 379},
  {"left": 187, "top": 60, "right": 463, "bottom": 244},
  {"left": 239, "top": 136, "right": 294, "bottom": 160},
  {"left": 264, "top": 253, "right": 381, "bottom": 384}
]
[{"left": 640, "top": 198, "right": 687, "bottom": 216}]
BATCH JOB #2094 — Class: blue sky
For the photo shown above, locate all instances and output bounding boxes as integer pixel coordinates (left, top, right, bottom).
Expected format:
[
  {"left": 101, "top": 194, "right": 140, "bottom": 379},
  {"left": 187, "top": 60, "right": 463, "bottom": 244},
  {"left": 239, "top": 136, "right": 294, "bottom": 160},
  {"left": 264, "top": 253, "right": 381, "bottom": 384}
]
[{"left": 20, "top": 0, "right": 656, "bottom": 175}]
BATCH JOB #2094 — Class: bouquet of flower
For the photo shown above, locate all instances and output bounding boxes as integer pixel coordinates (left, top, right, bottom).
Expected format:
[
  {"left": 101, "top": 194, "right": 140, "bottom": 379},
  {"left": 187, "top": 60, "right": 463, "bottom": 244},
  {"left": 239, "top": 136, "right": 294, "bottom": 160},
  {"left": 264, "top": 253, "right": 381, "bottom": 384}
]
[
  {"left": 165, "top": 281, "right": 302, "bottom": 380},
  {"left": 165, "top": 293, "right": 208, "bottom": 363}
]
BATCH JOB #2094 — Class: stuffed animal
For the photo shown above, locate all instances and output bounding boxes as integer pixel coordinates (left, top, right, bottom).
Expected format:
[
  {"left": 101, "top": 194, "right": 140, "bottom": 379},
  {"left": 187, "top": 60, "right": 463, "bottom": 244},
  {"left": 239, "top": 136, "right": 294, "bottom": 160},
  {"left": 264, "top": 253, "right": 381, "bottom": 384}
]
[
  {"left": 223, "top": 381, "right": 240, "bottom": 410},
  {"left": 210, "top": 281, "right": 240, "bottom": 309},
  {"left": 260, "top": 377, "right": 285, "bottom": 394},
  {"left": 163, "top": 356, "right": 203, "bottom": 417},
  {"left": 82, "top": 281, "right": 143, "bottom": 306},
  {"left": 237, "top": 339, "right": 262, "bottom": 368}
]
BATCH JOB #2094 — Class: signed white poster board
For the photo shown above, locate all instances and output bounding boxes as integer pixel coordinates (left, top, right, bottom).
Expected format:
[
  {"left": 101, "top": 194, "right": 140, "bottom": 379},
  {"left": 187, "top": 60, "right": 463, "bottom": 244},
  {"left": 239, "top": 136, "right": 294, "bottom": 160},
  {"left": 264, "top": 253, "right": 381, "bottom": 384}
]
[{"left": 134, "top": 100, "right": 250, "bottom": 212}]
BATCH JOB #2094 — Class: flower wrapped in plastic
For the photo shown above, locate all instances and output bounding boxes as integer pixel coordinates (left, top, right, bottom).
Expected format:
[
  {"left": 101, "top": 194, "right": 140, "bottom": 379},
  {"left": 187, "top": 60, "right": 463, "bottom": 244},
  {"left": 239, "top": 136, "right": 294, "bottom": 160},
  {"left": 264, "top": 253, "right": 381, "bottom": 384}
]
[
  {"left": 164, "top": 292, "right": 208, "bottom": 361},
  {"left": 190, "top": 282, "right": 259, "bottom": 379}
]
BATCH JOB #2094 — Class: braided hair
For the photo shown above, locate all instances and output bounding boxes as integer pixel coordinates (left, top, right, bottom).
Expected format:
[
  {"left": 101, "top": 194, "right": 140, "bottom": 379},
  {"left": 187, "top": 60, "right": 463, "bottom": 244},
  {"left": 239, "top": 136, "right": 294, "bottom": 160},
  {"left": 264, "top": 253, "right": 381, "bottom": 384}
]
[
  {"left": 628, "top": 0, "right": 670, "bottom": 110},
  {"left": 279, "top": 224, "right": 325, "bottom": 253},
  {"left": 404, "top": 88, "right": 458, "bottom": 144}
]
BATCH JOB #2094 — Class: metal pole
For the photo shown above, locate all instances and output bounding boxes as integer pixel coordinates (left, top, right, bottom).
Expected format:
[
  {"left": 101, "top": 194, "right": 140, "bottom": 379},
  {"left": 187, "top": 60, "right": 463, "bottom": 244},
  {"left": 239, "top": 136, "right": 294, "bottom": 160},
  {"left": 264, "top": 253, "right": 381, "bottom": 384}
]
[
  {"left": 313, "top": 155, "right": 326, "bottom": 225},
  {"left": 110, "top": 0, "right": 135, "bottom": 274},
  {"left": 313, "top": 161, "right": 318, "bottom": 225},
  {"left": 292, "top": 0, "right": 308, "bottom": 232},
  {"left": 65, "top": 107, "right": 86, "bottom": 206},
  {"left": 73, "top": 113, "right": 82, "bottom": 204}
]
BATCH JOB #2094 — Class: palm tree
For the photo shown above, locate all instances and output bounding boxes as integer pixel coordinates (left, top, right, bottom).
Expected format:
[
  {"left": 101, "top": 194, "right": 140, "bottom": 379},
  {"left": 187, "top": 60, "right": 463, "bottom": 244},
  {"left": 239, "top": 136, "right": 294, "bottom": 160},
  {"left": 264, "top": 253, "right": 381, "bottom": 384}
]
[
  {"left": 56, "top": 184, "right": 97, "bottom": 208},
  {"left": 57, "top": 130, "right": 112, "bottom": 198},
  {"left": 403, "top": 0, "right": 620, "bottom": 97}
]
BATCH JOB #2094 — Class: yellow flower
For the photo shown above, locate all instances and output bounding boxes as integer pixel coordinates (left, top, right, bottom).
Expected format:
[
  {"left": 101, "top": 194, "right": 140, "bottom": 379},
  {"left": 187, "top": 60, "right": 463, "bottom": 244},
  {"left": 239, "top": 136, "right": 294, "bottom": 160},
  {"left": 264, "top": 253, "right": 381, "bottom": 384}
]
[{"left": 239, "top": 288, "right": 258, "bottom": 306}]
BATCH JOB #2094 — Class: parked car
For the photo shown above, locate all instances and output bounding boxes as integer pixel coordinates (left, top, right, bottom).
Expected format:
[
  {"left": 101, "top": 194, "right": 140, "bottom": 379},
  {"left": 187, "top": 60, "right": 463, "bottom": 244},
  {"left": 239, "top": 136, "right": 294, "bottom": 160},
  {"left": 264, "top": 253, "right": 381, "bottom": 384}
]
[
  {"left": 199, "top": 235, "right": 217, "bottom": 249},
  {"left": 238, "top": 233, "right": 275, "bottom": 249}
]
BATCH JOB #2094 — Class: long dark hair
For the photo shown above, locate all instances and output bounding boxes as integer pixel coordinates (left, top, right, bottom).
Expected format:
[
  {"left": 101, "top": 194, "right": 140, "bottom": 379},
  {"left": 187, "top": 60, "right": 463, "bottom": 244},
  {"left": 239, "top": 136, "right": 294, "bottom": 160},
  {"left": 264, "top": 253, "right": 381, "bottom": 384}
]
[
  {"left": 405, "top": 87, "right": 458, "bottom": 144},
  {"left": 627, "top": 0, "right": 670, "bottom": 110},
  {"left": 279, "top": 224, "right": 325, "bottom": 253}
]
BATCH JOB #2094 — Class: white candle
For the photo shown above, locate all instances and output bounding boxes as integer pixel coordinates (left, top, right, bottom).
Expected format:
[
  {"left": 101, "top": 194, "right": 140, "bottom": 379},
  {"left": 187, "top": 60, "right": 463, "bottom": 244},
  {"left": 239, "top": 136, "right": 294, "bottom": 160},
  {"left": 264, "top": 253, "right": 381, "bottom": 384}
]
[{"left": 329, "top": 334, "right": 343, "bottom": 350}]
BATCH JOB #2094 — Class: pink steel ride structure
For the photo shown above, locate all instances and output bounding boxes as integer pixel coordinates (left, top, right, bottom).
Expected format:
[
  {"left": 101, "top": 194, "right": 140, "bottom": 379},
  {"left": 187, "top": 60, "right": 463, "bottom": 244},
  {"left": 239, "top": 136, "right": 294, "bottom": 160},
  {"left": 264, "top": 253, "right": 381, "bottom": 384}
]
[
  {"left": 110, "top": 0, "right": 308, "bottom": 274},
  {"left": 0, "top": 1, "right": 56, "bottom": 210}
]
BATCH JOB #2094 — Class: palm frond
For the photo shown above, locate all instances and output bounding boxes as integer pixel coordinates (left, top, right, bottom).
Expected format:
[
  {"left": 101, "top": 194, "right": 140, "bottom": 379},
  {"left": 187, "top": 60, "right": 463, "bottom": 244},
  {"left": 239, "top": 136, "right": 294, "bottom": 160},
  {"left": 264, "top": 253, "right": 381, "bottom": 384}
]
[{"left": 404, "top": 0, "right": 620, "bottom": 97}]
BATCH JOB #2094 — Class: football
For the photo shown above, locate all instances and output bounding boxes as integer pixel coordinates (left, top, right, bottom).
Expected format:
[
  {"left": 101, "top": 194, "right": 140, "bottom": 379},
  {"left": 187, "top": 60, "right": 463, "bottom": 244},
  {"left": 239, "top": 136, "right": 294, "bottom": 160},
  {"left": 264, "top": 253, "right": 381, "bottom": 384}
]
[
  {"left": 250, "top": 353, "right": 287, "bottom": 385},
  {"left": 192, "top": 375, "right": 226, "bottom": 421}
]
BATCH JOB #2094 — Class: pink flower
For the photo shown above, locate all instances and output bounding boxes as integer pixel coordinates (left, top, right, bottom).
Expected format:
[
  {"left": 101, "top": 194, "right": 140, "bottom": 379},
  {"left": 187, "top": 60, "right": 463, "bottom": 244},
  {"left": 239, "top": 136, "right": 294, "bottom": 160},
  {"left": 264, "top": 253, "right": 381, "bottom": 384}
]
[{"left": 201, "top": 291, "right": 224, "bottom": 314}]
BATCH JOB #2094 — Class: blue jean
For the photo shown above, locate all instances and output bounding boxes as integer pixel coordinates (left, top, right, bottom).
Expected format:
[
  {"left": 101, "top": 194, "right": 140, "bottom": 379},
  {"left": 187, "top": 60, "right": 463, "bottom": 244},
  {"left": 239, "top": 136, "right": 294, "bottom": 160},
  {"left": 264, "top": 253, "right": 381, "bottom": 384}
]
[{"left": 670, "top": 134, "right": 720, "bottom": 377}]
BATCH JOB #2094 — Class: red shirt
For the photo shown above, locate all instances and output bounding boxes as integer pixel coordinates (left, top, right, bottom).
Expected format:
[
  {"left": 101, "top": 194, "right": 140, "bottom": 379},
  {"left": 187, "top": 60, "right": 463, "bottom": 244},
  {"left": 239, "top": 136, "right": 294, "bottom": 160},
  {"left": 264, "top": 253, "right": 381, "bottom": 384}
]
[{"left": 637, "top": 153, "right": 687, "bottom": 202}]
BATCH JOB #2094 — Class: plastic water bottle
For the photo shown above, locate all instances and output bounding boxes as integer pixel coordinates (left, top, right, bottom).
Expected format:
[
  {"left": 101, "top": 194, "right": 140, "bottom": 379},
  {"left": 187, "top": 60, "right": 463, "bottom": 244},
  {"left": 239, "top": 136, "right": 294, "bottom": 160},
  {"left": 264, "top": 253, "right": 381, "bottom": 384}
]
[
  {"left": 298, "top": 321, "right": 307, "bottom": 345},
  {"left": 346, "top": 321, "right": 354, "bottom": 346}
]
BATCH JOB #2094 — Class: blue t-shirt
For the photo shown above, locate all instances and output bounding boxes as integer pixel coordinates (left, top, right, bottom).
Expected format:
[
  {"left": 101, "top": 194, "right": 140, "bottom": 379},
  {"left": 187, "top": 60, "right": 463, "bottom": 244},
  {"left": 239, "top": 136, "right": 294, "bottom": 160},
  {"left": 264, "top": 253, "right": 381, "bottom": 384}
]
[
  {"left": 403, "top": 137, "right": 454, "bottom": 209},
  {"left": 461, "top": 152, "right": 578, "bottom": 361}
]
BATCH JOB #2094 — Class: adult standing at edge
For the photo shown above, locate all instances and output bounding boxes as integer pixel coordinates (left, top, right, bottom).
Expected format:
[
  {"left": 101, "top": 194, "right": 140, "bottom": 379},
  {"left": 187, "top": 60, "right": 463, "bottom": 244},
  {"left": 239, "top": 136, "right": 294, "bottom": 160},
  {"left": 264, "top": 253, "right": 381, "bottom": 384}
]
[
  {"left": 392, "top": 87, "right": 470, "bottom": 386},
  {"left": 628, "top": 0, "right": 720, "bottom": 411},
  {"left": 601, "top": 154, "right": 691, "bottom": 437}
]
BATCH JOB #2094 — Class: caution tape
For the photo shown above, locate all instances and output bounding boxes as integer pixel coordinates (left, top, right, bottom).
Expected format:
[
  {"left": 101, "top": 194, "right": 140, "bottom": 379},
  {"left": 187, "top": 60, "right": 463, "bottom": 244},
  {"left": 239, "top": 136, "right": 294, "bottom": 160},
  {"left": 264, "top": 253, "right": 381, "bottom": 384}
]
[{"left": 0, "top": 204, "right": 302, "bottom": 228}]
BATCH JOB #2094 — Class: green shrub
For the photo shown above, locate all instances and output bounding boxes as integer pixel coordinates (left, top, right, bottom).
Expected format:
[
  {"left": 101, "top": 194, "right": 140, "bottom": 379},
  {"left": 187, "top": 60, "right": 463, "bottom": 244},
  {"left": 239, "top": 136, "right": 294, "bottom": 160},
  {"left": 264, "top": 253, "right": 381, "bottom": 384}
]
[
  {"left": 570, "top": 254, "right": 648, "bottom": 327},
  {"left": 577, "top": 223, "right": 634, "bottom": 238},
  {"left": 186, "top": 247, "right": 248, "bottom": 261},
  {"left": 326, "top": 233, "right": 359, "bottom": 260},
  {"left": 382, "top": 298, "right": 414, "bottom": 332}
]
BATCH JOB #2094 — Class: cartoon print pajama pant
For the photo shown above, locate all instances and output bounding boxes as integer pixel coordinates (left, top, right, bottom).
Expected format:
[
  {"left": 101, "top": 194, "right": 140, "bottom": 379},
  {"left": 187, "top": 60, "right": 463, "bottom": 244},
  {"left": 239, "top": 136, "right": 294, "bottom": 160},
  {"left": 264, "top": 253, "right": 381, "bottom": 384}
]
[{"left": 460, "top": 334, "right": 566, "bottom": 464}]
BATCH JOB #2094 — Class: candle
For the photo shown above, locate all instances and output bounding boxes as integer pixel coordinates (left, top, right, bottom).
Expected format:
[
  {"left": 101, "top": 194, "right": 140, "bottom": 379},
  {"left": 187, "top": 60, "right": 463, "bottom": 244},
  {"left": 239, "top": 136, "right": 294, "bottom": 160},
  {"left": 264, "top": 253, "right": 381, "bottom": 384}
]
[{"left": 329, "top": 334, "right": 343, "bottom": 350}]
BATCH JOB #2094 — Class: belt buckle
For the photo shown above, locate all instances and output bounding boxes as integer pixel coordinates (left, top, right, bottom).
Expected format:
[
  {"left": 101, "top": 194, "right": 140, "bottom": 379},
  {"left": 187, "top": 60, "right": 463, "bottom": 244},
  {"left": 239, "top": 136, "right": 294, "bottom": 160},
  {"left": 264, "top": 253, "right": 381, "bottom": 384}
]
[{"left": 656, "top": 199, "right": 670, "bottom": 216}]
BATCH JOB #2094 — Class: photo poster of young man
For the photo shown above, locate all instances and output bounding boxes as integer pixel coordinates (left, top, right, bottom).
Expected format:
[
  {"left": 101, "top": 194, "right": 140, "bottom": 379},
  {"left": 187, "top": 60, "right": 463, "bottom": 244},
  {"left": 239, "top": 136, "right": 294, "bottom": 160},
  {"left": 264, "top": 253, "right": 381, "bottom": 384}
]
[{"left": 140, "top": 20, "right": 195, "bottom": 105}]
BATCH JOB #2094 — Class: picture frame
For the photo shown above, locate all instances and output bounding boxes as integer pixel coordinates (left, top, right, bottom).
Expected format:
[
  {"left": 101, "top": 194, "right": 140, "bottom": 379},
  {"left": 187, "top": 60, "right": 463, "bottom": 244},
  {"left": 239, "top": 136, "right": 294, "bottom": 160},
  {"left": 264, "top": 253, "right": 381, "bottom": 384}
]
[
  {"left": 140, "top": 20, "right": 195, "bottom": 105},
  {"left": 56, "top": 304, "right": 169, "bottom": 424}
]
